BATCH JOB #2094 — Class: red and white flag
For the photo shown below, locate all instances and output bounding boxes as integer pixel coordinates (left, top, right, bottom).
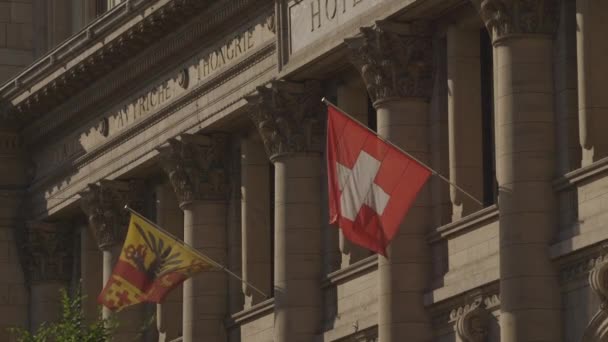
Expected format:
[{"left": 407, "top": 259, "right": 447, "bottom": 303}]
[{"left": 326, "top": 104, "right": 431, "bottom": 256}]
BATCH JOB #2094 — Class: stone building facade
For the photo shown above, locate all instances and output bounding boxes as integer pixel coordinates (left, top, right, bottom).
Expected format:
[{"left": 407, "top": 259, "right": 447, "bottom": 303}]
[{"left": 0, "top": 0, "right": 607, "bottom": 341}]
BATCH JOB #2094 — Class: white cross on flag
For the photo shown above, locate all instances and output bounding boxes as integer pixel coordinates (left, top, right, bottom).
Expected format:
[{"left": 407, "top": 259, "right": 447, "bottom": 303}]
[{"left": 326, "top": 105, "right": 431, "bottom": 256}]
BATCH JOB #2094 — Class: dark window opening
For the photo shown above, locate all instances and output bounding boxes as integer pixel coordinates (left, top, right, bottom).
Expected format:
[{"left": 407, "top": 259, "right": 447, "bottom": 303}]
[
  {"left": 367, "top": 96, "right": 377, "bottom": 132},
  {"left": 96, "top": 0, "right": 108, "bottom": 17},
  {"left": 480, "top": 28, "right": 496, "bottom": 206},
  {"left": 269, "top": 162, "right": 275, "bottom": 296}
]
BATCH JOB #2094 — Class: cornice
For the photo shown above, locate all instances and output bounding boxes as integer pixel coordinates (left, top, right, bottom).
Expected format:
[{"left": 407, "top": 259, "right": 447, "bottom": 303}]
[
  {"left": 322, "top": 255, "right": 378, "bottom": 288},
  {"left": 429, "top": 283, "right": 500, "bottom": 329},
  {"left": 24, "top": 0, "right": 268, "bottom": 143},
  {"left": 428, "top": 205, "right": 499, "bottom": 243},
  {"left": 230, "top": 298, "right": 275, "bottom": 326},
  {"left": 554, "top": 157, "right": 608, "bottom": 192}
]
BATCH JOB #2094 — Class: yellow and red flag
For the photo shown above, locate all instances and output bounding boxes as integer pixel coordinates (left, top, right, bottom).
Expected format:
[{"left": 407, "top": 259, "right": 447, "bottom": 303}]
[{"left": 98, "top": 212, "right": 214, "bottom": 311}]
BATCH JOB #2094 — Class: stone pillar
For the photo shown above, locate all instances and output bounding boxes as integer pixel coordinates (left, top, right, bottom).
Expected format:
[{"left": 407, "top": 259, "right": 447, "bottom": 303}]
[
  {"left": 240, "top": 133, "right": 271, "bottom": 308},
  {"left": 477, "top": 1, "right": 562, "bottom": 341},
  {"left": 0, "top": 115, "right": 28, "bottom": 340},
  {"left": 0, "top": 0, "right": 34, "bottom": 83},
  {"left": 345, "top": 21, "right": 433, "bottom": 342},
  {"left": 576, "top": 0, "right": 608, "bottom": 166},
  {"left": 155, "top": 183, "right": 184, "bottom": 341},
  {"left": 336, "top": 77, "right": 371, "bottom": 268},
  {"left": 447, "top": 26, "right": 483, "bottom": 220},
  {"left": 157, "top": 133, "right": 229, "bottom": 342},
  {"left": 247, "top": 80, "right": 323, "bottom": 342},
  {"left": 79, "top": 179, "right": 144, "bottom": 339},
  {"left": 80, "top": 223, "right": 102, "bottom": 323},
  {"left": 24, "top": 221, "right": 73, "bottom": 330}
]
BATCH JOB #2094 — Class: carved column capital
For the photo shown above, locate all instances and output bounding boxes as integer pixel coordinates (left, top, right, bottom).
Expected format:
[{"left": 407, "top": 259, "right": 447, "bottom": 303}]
[
  {"left": 450, "top": 292, "right": 491, "bottom": 342},
  {"left": 589, "top": 249, "right": 608, "bottom": 310},
  {"left": 79, "top": 179, "right": 143, "bottom": 250},
  {"left": 245, "top": 80, "right": 323, "bottom": 161},
  {"left": 476, "top": 0, "right": 559, "bottom": 42},
  {"left": 157, "top": 133, "right": 229, "bottom": 207},
  {"left": 23, "top": 221, "right": 73, "bottom": 284},
  {"left": 345, "top": 20, "right": 433, "bottom": 104}
]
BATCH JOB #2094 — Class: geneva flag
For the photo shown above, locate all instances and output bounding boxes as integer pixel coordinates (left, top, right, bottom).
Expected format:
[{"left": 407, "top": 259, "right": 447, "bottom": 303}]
[
  {"left": 326, "top": 105, "right": 431, "bottom": 256},
  {"left": 99, "top": 212, "right": 214, "bottom": 311}
]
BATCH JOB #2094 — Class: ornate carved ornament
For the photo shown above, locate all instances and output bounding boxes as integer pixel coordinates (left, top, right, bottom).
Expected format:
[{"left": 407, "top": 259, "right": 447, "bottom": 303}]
[
  {"left": 245, "top": 80, "right": 323, "bottom": 161},
  {"left": 157, "top": 133, "right": 229, "bottom": 207},
  {"left": 450, "top": 291, "right": 491, "bottom": 342},
  {"left": 582, "top": 245, "right": 608, "bottom": 341},
  {"left": 336, "top": 326, "right": 377, "bottom": 342},
  {"left": 344, "top": 20, "right": 433, "bottom": 104},
  {"left": 79, "top": 179, "right": 143, "bottom": 250},
  {"left": 477, "top": 0, "right": 559, "bottom": 42},
  {"left": 23, "top": 221, "right": 73, "bottom": 284}
]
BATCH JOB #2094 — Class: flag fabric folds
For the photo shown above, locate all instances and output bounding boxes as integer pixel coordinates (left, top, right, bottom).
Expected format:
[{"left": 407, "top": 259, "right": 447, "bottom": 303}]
[
  {"left": 326, "top": 105, "right": 431, "bottom": 256},
  {"left": 98, "top": 212, "right": 214, "bottom": 311}
]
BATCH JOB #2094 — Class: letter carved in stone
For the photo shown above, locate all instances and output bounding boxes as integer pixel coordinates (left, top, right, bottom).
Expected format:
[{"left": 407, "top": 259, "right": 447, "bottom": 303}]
[
  {"left": 245, "top": 80, "right": 323, "bottom": 161},
  {"left": 345, "top": 20, "right": 433, "bottom": 104},
  {"left": 79, "top": 180, "right": 143, "bottom": 250},
  {"left": 157, "top": 133, "right": 229, "bottom": 207},
  {"left": 23, "top": 221, "right": 73, "bottom": 284},
  {"left": 583, "top": 248, "right": 608, "bottom": 342},
  {"left": 476, "top": 0, "right": 558, "bottom": 41}
]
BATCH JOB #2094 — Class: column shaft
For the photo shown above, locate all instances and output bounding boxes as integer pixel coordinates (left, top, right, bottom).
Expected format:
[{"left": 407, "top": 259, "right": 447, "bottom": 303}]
[
  {"left": 447, "top": 27, "right": 484, "bottom": 220},
  {"left": 577, "top": 0, "right": 608, "bottom": 166},
  {"left": 494, "top": 37, "right": 561, "bottom": 342},
  {"left": 377, "top": 99, "right": 431, "bottom": 341},
  {"left": 80, "top": 226, "right": 102, "bottom": 323},
  {"left": 30, "top": 283, "right": 64, "bottom": 330},
  {"left": 182, "top": 201, "right": 227, "bottom": 342},
  {"left": 273, "top": 154, "right": 322, "bottom": 342}
]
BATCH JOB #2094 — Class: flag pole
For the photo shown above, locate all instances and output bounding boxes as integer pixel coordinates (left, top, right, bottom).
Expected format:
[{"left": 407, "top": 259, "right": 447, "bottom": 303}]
[
  {"left": 321, "top": 97, "right": 485, "bottom": 208},
  {"left": 123, "top": 206, "right": 271, "bottom": 300}
]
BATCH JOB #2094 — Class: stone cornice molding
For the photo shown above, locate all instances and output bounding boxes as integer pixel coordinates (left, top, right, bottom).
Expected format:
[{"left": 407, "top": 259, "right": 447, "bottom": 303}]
[
  {"left": 157, "top": 133, "right": 229, "bottom": 207},
  {"left": 246, "top": 80, "right": 323, "bottom": 161},
  {"left": 335, "top": 327, "right": 378, "bottom": 342},
  {"left": 3, "top": 0, "right": 212, "bottom": 123},
  {"left": 474, "top": 0, "right": 559, "bottom": 42},
  {"left": 583, "top": 245, "right": 608, "bottom": 341},
  {"left": 79, "top": 179, "right": 143, "bottom": 250},
  {"left": 344, "top": 20, "right": 433, "bottom": 104},
  {"left": 451, "top": 291, "right": 491, "bottom": 342},
  {"left": 23, "top": 221, "right": 73, "bottom": 284}
]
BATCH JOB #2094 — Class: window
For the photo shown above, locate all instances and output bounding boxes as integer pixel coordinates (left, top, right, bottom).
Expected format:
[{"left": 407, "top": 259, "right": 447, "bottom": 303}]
[{"left": 480, "top": 28, "right": 496, "bottom": 206}]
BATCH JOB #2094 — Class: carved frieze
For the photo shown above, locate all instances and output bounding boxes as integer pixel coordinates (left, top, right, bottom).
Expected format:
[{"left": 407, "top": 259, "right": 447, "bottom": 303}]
[
  {"left": 246, "top": 80, "right": 323, "bottom": 160},
  {"left": 79, "top": 180, "right": 143, "bottom": 250},
  {"left": 583, "top": 245, "right": 608, "bottom": 341},
  {"left": 477, "top": 0, "right": 559, "bottom": 42},
  {"left": 451, "top": 291, "right": 491, "bottom": 342},
  {"left": 345, "top": 20, "right": 433, "bottom": 103},
  {"left": 157, "top": 133, "right": 229, "bottom": 207},
  {"left": 23, "top": 221, "right": 73, "bottom": 284}
]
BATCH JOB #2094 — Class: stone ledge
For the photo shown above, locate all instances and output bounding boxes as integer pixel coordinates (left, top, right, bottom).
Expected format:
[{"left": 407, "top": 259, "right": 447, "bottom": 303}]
[
  {"left": 554, "top": 156, "right": 608, "bottom": 191},
  {"left": 230, "top": 297, "right": 274, "bottom": 326},
  {"left": 427, "top": 205, "right": 499, "bottom": 243},
  {"left": 322, "top": 255, "right": 378, "bottom": 288}
]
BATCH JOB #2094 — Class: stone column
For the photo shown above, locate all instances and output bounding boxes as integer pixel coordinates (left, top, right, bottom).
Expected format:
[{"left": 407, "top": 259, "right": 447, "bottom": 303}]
[
  {"left": 247, "top": 80, "right": 323, "bottom": 342},
  {"left": 447, "top": 26, "right": 483, "bottom": 220},
  {"left": 157, "top": 133, "right": 229, "bottom": 342},
  {"left": 336, "top": 78, "right": 371, "bottom": 268},
  {"left": 240, "top": 133, "right": 271, "bottom": 308},
  {"left": 154, "top": 183, "right": 184, "bottom": 341},
  {"left": 24, "top": 221, "right": 73, "bottom": 330},
  {"left": 576, "top": 0, "right": 608, "bottom": 166},
  {"left": 79, "top": 179, "right": 144, "bottom": 339},
  {"left": 80, "top": 223, "right": 102, "bottom": 323},
  {"left": 477, "top": 1, "right": 562, "bottom": 341},
  {"left": 345, "top": 21, "right": 433, "bottom": 342}
]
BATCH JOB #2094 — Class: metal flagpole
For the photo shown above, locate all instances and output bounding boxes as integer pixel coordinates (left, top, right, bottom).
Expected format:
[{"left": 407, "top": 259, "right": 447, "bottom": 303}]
[
  {"left": 321, "top": 97, "right": 485, "bottom": 208},
  {"left": 123, "top": 205, "right": 270, "bottom": 300}
]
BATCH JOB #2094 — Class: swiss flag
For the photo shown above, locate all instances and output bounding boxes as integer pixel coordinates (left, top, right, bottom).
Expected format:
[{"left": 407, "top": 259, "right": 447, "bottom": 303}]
[{"left": 326, "top": 105, "right": 431, "bottom": 256}]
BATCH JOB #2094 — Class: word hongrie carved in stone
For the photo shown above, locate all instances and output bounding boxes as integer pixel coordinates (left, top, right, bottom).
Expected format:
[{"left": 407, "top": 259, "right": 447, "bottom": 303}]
[
  {"left": 79, "top": 180, "right": 144, "bottom": 250},
  {"left": 475, "top": 0, "right": 558, "bottom": 41},
  {"left": 245, "top": 80, "right": 323, "bottom": 161},
  {"left": 23, "top": 221, "right": 73, "bottom": 284},
  {"left": 345, "top": 20, "right": 433, "bottom": 104},
  {"left": 157, "top": 133, "right": 229, "bottom": 207}
]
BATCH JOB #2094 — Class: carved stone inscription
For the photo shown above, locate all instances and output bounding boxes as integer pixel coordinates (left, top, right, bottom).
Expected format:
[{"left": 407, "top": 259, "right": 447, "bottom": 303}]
[{"left": 289, "top": 0, "right": 381, "bottom": 53}]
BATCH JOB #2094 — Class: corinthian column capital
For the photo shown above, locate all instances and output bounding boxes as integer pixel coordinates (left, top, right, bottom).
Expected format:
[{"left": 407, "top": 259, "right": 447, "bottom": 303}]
[
  {"left": 475, "top": 0, "right": 559, "bottom": 42},
  {"left": 157, "top": 133, "right": 229, "bottom": 207},
  {"left": 345, "top": 20, "right": 433, "bottom": 104},
  {"left": 245, "top": 80, "right": 323, "bottom": 161},
  {"left": 79, "top": 179, "right": 143, "bottom": 250},
  {"left": 23, "top": 221, "right": 73, "bottom": 284}
]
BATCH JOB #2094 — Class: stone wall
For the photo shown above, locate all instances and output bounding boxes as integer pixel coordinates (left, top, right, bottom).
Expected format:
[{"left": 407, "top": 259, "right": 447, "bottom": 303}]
[{"left": 0, "top": 0, "right": 33, "bottom": 83}]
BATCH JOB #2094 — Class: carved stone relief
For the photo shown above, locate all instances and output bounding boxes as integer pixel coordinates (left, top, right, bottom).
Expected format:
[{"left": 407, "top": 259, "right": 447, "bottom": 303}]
[
  {"left": 245, "top": 80, "right": 323, "bottom": 161},
  {"left": 476, "top": 0, "right": 559, "bottom": 41},
  {"left": 23, "top": 221, "right": 73, "bottom": 284},
  {"left": 583, "top": 246, "right": 608, "bottom": 342},
  {"left": 344, "top": 20, "right": 433, "bottom": 104},
  {"left": 448, "top": 291, "right": 495, "bottom": 342},
  {"left": 157, "top": 133, "right": 229, "bottom": 207},
  {"left": 79, "top": 179, "right": 143, "bottom": 250}
]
